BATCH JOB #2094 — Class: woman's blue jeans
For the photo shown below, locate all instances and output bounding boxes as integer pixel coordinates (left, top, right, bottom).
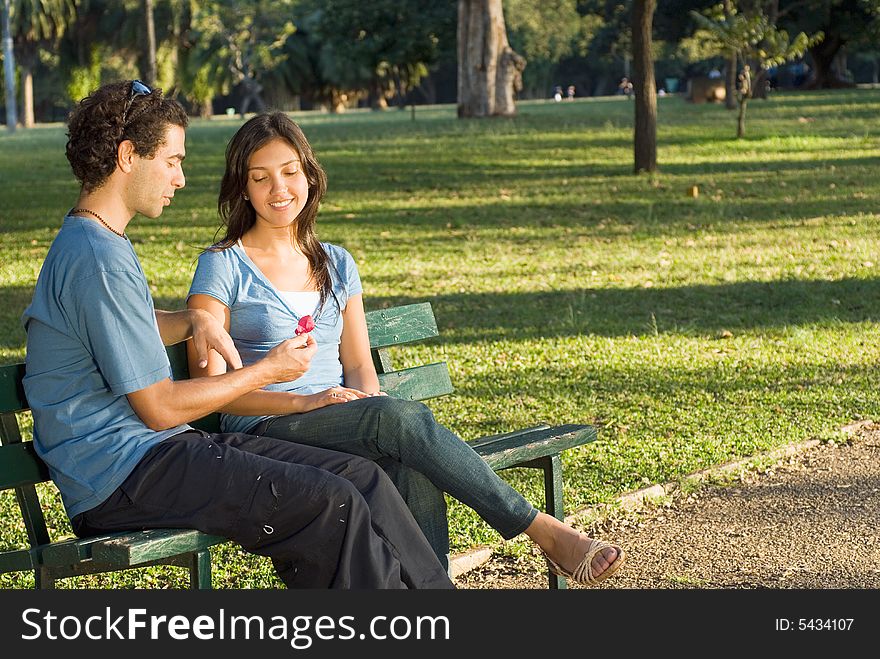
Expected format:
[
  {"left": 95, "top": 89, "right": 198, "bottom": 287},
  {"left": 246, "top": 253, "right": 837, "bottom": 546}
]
[{"left": 250, "top": 396, "right": 539, "bottom": 570}]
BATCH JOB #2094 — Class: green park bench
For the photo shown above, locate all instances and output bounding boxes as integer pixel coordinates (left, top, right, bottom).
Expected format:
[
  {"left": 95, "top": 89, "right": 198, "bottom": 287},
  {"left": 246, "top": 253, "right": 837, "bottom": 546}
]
[{"left": 0, "top": 302, "right": 597, "bottom": 589}]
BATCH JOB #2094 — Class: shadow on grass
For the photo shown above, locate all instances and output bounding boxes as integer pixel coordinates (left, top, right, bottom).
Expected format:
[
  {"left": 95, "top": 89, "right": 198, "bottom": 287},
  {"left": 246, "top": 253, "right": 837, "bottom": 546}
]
[
  {"left": 367, "top": 276, "right": 880, "bottom": 342},
  {"left": 4, "top": 276, "right": 877, "bottom": 357},
  {"left": 320, "top": 152, "right": 880, "bottom": 196},
  {"left": 445, "top": 359, "right": 877, "bottom": 443}
]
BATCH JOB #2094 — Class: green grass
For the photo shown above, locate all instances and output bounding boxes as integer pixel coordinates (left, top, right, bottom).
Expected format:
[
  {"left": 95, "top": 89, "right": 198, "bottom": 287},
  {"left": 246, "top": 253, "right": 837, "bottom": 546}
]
[{"left": 2, "top": 89, "right": 879, "bottom": 588}]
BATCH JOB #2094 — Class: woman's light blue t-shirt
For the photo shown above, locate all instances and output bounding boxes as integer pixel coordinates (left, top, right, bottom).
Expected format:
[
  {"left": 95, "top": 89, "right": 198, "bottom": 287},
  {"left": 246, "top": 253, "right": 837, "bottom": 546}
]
[{"left": 187, "top": 241, "right": 362, "bottom": 434}]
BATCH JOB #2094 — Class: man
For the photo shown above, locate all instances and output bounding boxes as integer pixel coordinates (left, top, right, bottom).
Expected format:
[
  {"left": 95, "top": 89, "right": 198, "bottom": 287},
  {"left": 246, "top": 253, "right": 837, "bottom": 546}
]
[{"left": 21, "top": 80, "right": 452, "bottom": 589}]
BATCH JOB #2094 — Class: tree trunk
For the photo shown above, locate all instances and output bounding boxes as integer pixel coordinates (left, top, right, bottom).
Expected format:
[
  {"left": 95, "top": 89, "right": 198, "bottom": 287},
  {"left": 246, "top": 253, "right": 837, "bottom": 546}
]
[
  {"left": 457, "top": 0, "right": 524, "bottom": 118},
  {"left": 369, "top": 78, "right": 388, "bottom": 110},
  {"left": 20, "top": 57, "right": 34, "bottom": 128},
  {"left": 494, "top": 44, "right": 525, "bottom": 115},
  {"left": 751, "top": 68, "right": 769, "bottom": 99},
  {"left": 724, "top": 53, "right": 737, "bottom": 110},
  {"left": 143, "top": 0, "right": 157, "bottom": 85},
  {"left": 2, "top": 0, "right": 16, "bottom": 132},
  {"left": 805, "top": 36, "right": 854, "bottom": 89},
  {"left": 736, "top": 66, "right": 750, "bottom": 139},
  {"left": 631, "top": 0, "right": 656, "bottom": 174},
  {"left": 238, "top": 78, "right": 265, "bottom": 117},
  {"left": 723, "top": 0, "right": 736, "bottom": 110}
]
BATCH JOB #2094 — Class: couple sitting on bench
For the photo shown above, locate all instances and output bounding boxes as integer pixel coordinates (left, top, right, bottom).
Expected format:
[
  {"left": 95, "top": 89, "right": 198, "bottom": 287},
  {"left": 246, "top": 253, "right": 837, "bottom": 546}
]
[{"left": 21, "top": 80, "right": 625, "bottom": 588}]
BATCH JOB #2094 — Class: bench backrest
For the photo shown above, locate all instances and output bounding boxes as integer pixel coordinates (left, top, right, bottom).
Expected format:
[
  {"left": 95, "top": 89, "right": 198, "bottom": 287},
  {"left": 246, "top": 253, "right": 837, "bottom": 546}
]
[{"left": 1, "top": 301, "right": 450, "bottom": 495}]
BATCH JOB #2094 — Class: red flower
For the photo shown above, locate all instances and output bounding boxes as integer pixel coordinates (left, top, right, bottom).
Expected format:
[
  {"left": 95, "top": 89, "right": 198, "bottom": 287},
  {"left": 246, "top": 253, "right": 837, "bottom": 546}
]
[{"left": 295, "top": 315, "right": 315, "bottom": 335}]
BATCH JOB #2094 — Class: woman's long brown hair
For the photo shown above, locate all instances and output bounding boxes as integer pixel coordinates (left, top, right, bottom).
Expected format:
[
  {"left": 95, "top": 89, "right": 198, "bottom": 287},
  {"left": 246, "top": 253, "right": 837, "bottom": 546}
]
[{"left": 215, "top": 112, "right": 333, "bottom": 310}]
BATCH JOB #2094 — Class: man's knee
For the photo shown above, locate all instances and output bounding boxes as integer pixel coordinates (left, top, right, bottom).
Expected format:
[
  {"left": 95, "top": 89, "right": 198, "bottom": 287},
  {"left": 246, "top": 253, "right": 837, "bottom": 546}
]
[{"left": 338, "top": 451, "right": 399, "bottom": 493}]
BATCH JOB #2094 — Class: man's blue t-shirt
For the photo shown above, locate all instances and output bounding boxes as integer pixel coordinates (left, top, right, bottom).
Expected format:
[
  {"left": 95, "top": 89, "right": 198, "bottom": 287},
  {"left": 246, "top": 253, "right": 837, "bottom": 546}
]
[
  {"left": 187, "top": 241, "right": 362, "bottom": 434},
  {"left": 21, "top": 215, "right": 189, "bottom": 518}
]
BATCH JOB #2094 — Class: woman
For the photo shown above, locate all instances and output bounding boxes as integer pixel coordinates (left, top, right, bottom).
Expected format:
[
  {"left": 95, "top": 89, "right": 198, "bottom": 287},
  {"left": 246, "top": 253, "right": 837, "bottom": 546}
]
[{"left": 187, "top": 112, "right": 625, "bottom": 586}]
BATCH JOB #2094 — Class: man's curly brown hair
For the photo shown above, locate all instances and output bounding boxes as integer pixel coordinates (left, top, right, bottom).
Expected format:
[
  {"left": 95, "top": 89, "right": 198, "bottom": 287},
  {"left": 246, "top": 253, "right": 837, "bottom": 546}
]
[{"left": 65, "top": 81, "right": 189, "bottom": 192}]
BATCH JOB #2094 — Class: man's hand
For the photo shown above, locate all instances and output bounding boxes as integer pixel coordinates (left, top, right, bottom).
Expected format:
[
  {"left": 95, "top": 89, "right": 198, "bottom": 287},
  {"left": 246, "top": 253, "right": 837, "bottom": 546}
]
[
  {"left": 189, "top": 308, "right": 242, "bottom": 370},
  {"left": 263, "top": 333, "right": 317, "bottom": 383}
]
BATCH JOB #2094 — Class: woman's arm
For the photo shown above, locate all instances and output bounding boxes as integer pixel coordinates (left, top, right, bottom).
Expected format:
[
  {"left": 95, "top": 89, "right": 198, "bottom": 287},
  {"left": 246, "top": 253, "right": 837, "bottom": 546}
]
[
  {"left": 186, "top": 294, "right": 364, "bottom": 415},
  {"left": 155, "top": 308, "right": 242, "bottom": 369},
  {"left": 339, "top": 293, "right": 383, "bottom": 395}
]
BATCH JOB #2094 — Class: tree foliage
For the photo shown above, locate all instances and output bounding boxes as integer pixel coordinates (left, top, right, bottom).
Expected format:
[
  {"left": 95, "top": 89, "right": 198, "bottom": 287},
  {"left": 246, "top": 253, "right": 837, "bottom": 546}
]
[
  {"left": 691, "top": 3, "right": 823, "bottom": 136},
  {"left": 505, "top": 0, "right": 602, "bottom": 96},
  {"left": 299, "top": 0, "right": 454, "bottom": 109},
  {"left": 183, "top": 0, "right": 296, "bottom": 115}
]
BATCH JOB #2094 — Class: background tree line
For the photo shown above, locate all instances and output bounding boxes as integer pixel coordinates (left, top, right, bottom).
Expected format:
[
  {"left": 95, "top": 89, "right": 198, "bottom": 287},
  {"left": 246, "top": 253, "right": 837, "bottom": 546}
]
[{"left": 2, "top": 0, "right": 879, "bottom": 129}]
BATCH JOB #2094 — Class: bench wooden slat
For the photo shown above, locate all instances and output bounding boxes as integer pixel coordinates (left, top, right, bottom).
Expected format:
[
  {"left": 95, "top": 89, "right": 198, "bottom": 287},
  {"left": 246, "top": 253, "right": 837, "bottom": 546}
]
[
  {"left": 366, "top": 303, "right": 439, "bottom": 349},
  {"left": 38, "top": 535, "right": 104, "bottom": 564},
  {"left": 377, "top": 363, "right": 454, "bottom": 401},
  {"left": 0, "top": 441, "right": 51, "bottom": 489},
  {"left": 0, "top": 548, "right": 37, "bottom": 573},
  {"left": 40, "top": 530, "right": 227, "bottom": 569},
  {"left": 469, "top": 424, "right": 597, "bottom": 471},
  {"left": 466, "top": 424, "right": 551, "bottom": 449},
  {"left": 0, "top": 363, "right": 27, "bottom": 414},
  {"left": 90, "top": 529, "right": 227, "bottom": 566}
]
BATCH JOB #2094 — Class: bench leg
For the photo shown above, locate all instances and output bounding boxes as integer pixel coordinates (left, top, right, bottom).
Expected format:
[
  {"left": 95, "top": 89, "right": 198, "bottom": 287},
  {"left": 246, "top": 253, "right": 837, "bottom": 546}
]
[
  {"left": 542, "top": 455, "right": 567, "bottom": 590},
  {"left": 34, "top": 567, "right": 55, "bottom": 590},
  {"left": 189, "top": 550, "right": 212, "bottom": 590}
]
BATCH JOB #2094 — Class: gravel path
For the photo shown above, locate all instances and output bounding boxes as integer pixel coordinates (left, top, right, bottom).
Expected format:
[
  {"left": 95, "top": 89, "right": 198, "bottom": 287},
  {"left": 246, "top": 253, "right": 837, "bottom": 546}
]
[{"left": 454, "top": 423, "right": 880, "bottom": 589}]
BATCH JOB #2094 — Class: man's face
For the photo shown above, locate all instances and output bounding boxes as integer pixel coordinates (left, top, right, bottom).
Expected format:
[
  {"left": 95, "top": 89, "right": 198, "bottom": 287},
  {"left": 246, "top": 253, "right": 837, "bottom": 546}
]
[{"left": 127, "top": 124, "right": 186, "bottom": 219}]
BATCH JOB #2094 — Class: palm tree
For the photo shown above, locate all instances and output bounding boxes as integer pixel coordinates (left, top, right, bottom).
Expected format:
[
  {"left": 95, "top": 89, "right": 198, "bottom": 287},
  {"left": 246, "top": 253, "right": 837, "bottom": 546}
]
[
  {"left": 10, "top": 0, "right": 74, "bottom": 127},
  {"left": 2, "top": 0, "right": 17, "bottom": 132}
]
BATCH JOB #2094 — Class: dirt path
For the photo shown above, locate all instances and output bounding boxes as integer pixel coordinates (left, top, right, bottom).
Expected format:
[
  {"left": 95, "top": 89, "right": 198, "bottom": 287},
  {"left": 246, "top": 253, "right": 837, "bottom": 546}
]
[{"left": 454, "top": 423, "right": 880, "bottom": 589}]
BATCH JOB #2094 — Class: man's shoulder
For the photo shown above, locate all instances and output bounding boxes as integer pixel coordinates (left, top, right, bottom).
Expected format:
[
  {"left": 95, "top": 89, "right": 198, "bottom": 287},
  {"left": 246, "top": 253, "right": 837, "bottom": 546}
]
[{"left": 45, "top": 220, "right": 140, "bottom": 280}]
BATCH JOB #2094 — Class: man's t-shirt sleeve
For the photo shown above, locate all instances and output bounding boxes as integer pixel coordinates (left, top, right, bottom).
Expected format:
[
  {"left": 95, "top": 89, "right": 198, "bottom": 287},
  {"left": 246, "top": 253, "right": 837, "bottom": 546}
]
[{"left": 68, "top": 270, "right": 171, "bottom": 395}]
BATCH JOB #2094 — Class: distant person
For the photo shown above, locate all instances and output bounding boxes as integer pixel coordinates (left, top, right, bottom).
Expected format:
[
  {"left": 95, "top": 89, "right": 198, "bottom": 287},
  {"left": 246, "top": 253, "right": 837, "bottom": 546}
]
[
  {"left": 566, "top": 85, "right": 575, "bottom": 101},
  {"left": 186, "top": 111, "right": 627, "bottom": 586},
  {"left": 618, "top": 77, "right": 633, "bottom": 97},
  {"left": 553, "top": 85, "right": 563, "bottom": 102}
]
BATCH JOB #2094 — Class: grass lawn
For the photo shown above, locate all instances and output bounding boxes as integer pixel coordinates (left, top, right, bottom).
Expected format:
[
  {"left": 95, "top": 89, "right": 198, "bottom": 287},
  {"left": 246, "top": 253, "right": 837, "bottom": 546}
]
[{"left": 1, "top": 89, "right": 878, "bottom": 588}]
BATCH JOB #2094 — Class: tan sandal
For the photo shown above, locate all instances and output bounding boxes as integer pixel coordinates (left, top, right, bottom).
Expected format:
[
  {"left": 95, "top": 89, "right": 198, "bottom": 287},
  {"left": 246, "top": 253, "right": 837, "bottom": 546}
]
[{"left": 543, "top": 538, "right": 626, "bottom": 586}]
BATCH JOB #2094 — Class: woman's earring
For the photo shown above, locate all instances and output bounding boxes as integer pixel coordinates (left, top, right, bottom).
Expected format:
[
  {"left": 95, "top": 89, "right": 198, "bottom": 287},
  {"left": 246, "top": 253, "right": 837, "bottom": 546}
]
[{"left": 242, "top": 193, "right": 249, "bottom": 200}]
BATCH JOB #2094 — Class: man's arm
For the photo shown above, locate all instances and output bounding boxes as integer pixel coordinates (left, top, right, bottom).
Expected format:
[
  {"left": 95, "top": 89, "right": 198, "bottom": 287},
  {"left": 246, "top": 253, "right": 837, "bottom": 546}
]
[
  {"left": 155, "top": 308, "right": 242, "bottom": 369},
  {"left": 127, "top": 333, "right": 316, "bottom": 430}
]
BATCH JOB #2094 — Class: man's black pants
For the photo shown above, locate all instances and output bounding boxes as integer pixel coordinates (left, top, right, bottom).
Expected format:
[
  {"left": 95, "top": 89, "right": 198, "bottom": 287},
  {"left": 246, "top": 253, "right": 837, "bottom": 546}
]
[{"left": 72, "top": 430, "right": 454, "bottom": 589}]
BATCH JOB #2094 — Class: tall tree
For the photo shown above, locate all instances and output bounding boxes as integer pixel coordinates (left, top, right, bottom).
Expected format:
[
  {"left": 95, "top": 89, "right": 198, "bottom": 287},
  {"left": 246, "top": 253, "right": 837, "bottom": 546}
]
[
  {"left": 457, "top": 0, "right": 525, "bottom": 117},
  {"left": 2, "top": 0, "right": 16, "bottom": 132},
  {"left": 10, "top": 0, "right": 74, "bottom": 127},
  {"left": 777, "top": 0, "right": 880, "bottom": 89},
  {"left": 632, "top": 0, "right": 657, "bottom": 173},
  {"left": 143, "top": 0, "right": 157, "bottom": 84},
  {"left": 722, "top": 0, "right": 737, "bottom": 108}
]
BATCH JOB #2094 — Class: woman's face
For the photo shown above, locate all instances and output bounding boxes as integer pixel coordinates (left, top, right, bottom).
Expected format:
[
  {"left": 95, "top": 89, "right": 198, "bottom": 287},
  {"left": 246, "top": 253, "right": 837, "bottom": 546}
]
[{"left": 244, "top": 137, "right": 310, "bottom": 230}]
